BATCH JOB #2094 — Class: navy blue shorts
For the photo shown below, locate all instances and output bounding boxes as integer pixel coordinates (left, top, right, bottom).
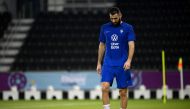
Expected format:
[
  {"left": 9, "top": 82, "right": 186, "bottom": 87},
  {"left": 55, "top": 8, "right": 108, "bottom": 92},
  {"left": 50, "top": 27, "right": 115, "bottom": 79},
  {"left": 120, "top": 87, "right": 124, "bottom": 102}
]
[{"left": 101, "top": 65, "right": 132, "bottom": 89}]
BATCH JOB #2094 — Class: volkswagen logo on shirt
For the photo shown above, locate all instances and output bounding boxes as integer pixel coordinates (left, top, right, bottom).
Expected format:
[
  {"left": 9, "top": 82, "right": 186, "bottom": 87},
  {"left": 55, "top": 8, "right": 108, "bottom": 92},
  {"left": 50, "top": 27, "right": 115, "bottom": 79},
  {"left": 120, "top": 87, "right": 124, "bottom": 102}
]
[
  {"left": 111, "top": 34, "right": 118, "bottom": 42},
  {"left": 111, "top": 34, "right": 119, "bottom": 49}
]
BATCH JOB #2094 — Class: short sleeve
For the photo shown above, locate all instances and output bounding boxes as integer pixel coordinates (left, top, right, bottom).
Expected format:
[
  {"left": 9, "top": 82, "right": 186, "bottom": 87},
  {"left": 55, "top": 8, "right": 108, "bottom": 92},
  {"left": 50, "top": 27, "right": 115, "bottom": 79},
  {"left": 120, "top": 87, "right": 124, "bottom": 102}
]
[
  {"left": 99, "top": 26, "right": 106, "bottom": 43},
  {"left": 128, "top": 25, "right": 136, "bottom": 41}
]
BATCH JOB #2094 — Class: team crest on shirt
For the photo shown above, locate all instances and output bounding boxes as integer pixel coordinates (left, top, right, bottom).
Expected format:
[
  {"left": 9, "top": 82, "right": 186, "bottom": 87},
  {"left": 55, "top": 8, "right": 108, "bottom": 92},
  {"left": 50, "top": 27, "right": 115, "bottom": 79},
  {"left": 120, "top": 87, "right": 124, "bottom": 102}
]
[
  {"left": 120, "top": 29, "right": 124, "bottom": 34},
  {"left": 111, "top": 34, "right": 118, "bottom": 41}
]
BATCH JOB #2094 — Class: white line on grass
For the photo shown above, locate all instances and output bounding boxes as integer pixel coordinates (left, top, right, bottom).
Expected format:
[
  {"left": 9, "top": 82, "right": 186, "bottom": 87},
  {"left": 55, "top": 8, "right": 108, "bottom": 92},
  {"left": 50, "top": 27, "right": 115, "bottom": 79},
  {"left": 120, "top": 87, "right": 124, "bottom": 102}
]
[{"left": 2, "top": 101, "right": 98, "bottom": 109}]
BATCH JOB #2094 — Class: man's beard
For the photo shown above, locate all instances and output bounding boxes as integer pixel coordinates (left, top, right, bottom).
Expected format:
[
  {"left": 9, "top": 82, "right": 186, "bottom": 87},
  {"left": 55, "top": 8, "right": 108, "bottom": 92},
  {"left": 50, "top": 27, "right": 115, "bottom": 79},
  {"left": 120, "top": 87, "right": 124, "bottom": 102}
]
[{"left": 112, "top": 19, "right": 121, "bottom": 27}]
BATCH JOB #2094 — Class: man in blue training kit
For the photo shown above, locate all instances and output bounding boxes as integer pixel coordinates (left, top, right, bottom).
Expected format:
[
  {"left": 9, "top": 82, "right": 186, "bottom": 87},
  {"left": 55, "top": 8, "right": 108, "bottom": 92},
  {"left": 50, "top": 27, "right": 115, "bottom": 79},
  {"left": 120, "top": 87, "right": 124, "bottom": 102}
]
[{"left": 96, "top": 7, "right": 136, "bottom": 109}]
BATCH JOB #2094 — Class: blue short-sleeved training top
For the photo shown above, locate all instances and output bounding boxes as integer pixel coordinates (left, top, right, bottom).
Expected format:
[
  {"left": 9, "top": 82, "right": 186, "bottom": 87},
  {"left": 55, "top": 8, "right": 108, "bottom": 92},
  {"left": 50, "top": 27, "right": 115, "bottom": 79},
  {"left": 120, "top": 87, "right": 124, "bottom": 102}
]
[{"left": 99, "top": 21, "right": 136, "bottom": 67}]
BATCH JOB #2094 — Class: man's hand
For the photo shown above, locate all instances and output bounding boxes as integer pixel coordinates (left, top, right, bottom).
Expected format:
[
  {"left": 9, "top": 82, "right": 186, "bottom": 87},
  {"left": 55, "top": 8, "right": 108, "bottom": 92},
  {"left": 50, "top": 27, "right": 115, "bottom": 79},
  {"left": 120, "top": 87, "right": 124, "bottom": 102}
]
[
  {"left": 123, "top": 60, "right": 131, "bottom": 71},
  {"left": 96, "top": 63, "right": 102, "bottom": 75},
  {"left": 97, "top": 42, "right": 105, "bottom": 75}
]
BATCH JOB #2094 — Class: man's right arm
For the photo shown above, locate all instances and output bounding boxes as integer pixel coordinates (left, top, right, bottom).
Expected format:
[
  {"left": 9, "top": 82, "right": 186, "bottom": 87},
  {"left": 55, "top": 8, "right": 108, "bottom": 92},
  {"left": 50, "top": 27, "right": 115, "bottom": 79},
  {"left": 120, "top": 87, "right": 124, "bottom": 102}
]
[{"left": 96, "top": 42, "right": 105, "bottom": 75}]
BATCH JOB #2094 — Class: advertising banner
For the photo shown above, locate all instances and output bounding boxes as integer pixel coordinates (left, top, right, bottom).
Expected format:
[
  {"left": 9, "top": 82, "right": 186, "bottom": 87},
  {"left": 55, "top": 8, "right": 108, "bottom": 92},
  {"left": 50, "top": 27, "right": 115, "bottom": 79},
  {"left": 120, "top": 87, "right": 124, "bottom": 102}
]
[{"left": 0, "top": 71, "right": 190, "bottom": 91}]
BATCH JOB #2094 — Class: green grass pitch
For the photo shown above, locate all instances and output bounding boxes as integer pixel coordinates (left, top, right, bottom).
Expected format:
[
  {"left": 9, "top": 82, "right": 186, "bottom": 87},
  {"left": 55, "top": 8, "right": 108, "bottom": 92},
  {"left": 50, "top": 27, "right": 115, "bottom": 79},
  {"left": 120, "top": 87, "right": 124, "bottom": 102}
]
[{"left": 0, "top": 99, "right": 190, "bottom": 109}]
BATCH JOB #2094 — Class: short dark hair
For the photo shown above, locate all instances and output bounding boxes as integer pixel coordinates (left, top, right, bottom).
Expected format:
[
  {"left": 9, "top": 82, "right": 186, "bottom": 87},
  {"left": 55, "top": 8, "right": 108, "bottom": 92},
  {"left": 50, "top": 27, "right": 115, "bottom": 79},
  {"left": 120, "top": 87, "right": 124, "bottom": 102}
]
[{"left": 108, "top": 7, "right": 121, "bottom": 15}]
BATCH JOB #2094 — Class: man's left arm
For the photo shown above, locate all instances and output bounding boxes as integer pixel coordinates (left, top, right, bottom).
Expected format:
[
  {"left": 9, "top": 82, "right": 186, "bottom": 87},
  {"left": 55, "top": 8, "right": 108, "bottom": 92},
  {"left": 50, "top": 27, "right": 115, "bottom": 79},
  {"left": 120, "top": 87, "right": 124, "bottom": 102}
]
[{"left": 123, "top": 41, "right": 135, "bottom": 70}]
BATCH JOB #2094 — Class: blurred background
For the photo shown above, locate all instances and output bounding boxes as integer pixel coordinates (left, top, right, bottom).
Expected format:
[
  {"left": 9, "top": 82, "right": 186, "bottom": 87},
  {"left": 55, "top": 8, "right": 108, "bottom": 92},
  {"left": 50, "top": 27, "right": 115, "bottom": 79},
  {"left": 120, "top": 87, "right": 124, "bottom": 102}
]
[{"left": 0, "top": 0, "right": 190, "bottom": 102}]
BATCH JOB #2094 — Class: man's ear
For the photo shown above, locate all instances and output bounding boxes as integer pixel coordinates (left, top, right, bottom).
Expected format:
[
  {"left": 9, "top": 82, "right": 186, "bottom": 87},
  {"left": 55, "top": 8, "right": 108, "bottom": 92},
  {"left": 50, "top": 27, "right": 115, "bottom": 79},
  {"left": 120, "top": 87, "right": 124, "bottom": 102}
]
[{"left": 119, "top": 12, "right": 122, "bottom": 19}]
